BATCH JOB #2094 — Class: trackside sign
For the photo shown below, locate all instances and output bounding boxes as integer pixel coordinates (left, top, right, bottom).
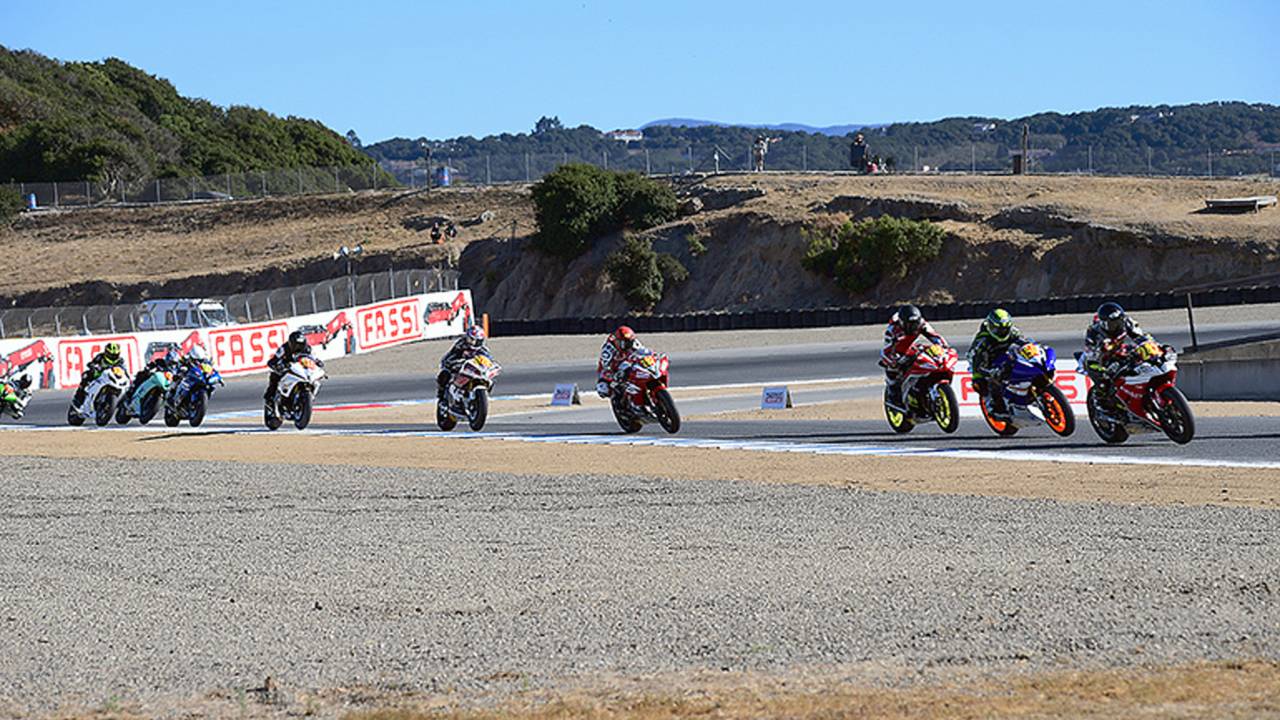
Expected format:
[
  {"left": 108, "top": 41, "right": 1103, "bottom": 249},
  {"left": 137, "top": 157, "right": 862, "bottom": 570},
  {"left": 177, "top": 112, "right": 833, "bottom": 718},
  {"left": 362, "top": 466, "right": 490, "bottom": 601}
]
[
  {"left": 952, "top": 359, "right": 1091, "bottom": 417},
  {"left": 208, "top": 322, "right": 290, "bottom": 375},
  {"left": 356, "top": 298, "right": 422, "bottom": 351}
]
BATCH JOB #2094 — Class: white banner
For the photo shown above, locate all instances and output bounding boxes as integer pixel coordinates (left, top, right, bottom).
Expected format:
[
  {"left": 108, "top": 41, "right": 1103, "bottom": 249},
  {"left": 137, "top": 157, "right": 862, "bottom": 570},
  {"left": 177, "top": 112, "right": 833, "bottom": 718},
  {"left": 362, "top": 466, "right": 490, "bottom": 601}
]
[
  {"left": 952, "top": 359, "right": 1091, "bottom": 417},
  {"left": 0, "top": 289, "right": 473, "bottom": 390}
]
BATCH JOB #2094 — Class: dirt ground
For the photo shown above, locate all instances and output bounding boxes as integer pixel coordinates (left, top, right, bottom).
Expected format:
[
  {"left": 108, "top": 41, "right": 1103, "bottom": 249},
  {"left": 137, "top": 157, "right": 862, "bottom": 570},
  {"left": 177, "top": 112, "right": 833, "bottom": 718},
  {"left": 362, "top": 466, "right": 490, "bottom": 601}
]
[{"left": 2, "top": 426, "right": 1277, "bottom": 509}]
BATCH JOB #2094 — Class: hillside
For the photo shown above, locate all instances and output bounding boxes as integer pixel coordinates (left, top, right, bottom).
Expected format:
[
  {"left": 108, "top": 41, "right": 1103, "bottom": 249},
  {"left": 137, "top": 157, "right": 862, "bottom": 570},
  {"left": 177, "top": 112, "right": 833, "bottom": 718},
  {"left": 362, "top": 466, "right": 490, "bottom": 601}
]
[
  {"left": 0, "top": 47, "right": 375, "bottom": 183},
  {"left": 367, "top": 103, "right": 1280, "bottom": 181}
]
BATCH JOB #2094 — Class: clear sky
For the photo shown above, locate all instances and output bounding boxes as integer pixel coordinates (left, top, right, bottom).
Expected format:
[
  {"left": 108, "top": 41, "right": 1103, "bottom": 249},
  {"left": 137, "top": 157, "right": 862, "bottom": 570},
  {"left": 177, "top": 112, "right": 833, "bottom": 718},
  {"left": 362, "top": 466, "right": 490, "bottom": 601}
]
[{"left": 2, "top": 0, "right": 1276, "bottom": 143}]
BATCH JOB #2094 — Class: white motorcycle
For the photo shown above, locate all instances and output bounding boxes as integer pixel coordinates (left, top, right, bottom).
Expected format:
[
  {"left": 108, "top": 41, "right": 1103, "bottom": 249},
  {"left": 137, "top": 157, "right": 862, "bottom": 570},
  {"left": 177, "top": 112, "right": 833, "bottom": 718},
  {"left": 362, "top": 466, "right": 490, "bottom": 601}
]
[
  {"left": 436, "top": 355, "right": 501, "bottom": 432},
  {"left": 67, "top": 365, "right": 131, "bottom": 426},
  {"left": 264, "top": 355, "right": 326, "bottom": 431}
]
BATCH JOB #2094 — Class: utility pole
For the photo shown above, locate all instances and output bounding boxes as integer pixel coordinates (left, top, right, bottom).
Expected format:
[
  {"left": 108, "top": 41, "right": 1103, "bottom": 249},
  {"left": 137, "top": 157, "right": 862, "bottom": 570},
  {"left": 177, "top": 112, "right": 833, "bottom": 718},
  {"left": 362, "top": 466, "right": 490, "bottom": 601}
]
[
  {"left": 802, "top": 144, "right": 807, "bottom": 171},
  {"left": 687, "top": 145, "right": 692, "bottom": 173},
  {"left": 525, "top": 152, "right": 530, "bottom": 183},
  {"left": 1088, "top": 145, "right": 1093, "bottom": 174},
  {"left": 913, "top": 146, "right": 918, "bottom": 172},
  {"left": 1208, "top": 149, "right": 1213, "bottom": 178},
  {"left": 1147, "top": 147, "right": 1153, "bottom": 175},
  {"left": 645, "top": 148, "right": 651, "bottom": 176},
  {"left": 486, "top": 155, "right": 491, "bottom": 185},
  {"left": 970, "top": 143, "right": 975, "bottom": 173}
]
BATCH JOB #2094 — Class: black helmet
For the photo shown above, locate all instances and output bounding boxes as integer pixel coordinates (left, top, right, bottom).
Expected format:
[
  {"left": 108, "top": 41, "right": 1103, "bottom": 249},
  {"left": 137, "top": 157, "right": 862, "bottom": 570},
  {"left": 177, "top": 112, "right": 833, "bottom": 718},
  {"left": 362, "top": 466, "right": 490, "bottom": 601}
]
[
  {"left": 897, "top": 305, "right": 923, "bottom": 335},
  {"left": 1097, "top": 302, "right": 1127, "bottom": 338},
  {"left": 286, "top": 330, "right": 308, "bottom": 354}
]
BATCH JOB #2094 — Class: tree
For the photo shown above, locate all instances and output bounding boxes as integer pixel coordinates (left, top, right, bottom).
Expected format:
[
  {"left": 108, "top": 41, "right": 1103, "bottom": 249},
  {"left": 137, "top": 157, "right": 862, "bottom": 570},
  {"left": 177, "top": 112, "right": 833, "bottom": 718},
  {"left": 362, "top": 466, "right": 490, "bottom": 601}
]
[
  {"left": 534, "top": 116, "right": 564, "bottom": 134},
  {"left": 345, "top": 130, "right": 362, "bottom": 148}
]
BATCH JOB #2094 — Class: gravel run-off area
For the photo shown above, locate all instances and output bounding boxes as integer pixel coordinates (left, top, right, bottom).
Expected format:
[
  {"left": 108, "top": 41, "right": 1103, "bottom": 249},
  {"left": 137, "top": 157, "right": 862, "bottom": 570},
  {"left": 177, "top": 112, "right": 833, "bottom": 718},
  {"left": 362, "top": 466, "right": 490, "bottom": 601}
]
[{"left": 1, "top": 456, "right": 1277, "bottom": 717}]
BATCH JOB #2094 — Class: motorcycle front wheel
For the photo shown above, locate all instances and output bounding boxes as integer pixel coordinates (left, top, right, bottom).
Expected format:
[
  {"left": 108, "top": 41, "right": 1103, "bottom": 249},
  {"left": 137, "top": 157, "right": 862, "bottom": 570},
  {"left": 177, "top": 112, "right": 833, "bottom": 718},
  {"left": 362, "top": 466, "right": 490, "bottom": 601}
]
[
  {"left": 931, "top": 384, "right": 960, "bottom": 434},
  {"left": 468, "top": 387, "right": 489, "bottom": 432},
  {"left": 1086, "top": 387, "right": 1128, "bottom": 444},
  {"left": 292, "top": 387, "right": 313, "bottom": 430},
  {"left": 188, "top": 390, "right": 207, "bottom": 427},
  {"left": 1039, "top": 384, "right": 1075, "bottom": 437},
  {"left": 115, "top": 396, "right": 132, "bottom": 425},
  {"left": 94, "top": 390, "right": 117, "bottom": 427},
  {"left": 139, "top": 389, "right": 162, "bottom": 425},
  {"left": 653, "top": 388, "right": 680, "bottom": 434},
  {"left": 1158, "top": 386, "right": 1195, "bottom": 445}
]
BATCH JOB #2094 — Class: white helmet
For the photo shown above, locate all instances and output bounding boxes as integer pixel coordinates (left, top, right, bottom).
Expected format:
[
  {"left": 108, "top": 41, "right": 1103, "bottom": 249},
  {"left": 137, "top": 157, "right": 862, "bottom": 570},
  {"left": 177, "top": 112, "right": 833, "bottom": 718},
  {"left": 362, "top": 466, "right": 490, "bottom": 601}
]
[{"left": 188, "top": 345, "right": 210, "bottom": 362}]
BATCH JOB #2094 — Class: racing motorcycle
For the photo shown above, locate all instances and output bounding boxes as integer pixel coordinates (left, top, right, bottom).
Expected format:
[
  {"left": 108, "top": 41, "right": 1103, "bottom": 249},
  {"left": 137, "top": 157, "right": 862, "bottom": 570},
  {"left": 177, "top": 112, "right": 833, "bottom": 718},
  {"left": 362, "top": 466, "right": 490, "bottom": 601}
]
[
  {"left": 67, "top": 365, "right": 131, "bottom": 426},
  {"left": 1077, "top": 340, "right": 1195, "bottom": 445},
  {"left": 978, "top": 341, "right": 1075, "bottom": 438},
  {"left": 610, "top": 349, "right": 680, "bottom": 434},
  {"left": 0, "top": 375, "right": 33, "bottom": 420},
  {"left": 265, "top": 354, "right": 326, "bottom": 431},
  {"left": 115, "top": 367, "right": 174, "bottom": 425},
  {"left": 164, "top": 359, "right": 224, "bottom": 427},
  {"left": 436, "top": 355, "right": 501, "bottom": 432},
  {"left": 883, "top": 341, "right": 960, "bottom": 434}
]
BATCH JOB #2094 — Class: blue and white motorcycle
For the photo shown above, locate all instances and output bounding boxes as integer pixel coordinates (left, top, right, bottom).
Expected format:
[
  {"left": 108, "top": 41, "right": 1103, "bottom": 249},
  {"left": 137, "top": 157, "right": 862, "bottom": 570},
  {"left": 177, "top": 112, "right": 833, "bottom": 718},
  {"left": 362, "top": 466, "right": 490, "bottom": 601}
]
[
  {"left": 164, "top": 357, "right": 224, "bottom": 427},
  {"left": 977, "top": 341, "right": 1075, "bottom": 437}
]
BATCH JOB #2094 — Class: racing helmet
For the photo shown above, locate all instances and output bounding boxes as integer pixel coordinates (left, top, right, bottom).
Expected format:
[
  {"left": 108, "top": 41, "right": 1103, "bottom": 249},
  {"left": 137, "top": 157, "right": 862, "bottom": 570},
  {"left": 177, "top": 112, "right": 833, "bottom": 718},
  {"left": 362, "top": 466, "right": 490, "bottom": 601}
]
[
  {"left": 1096, "top": 302, "right": 1127, "bottom": 338},
  {"left": 164, "top": 349, "right": 181, "bottom": 366},
  {"left": 897, "top": 305, "right": 923, "bottom": 335},
  {"left": 188, "top": 345, "right": 210, "bottom": 362},
  {"left": 984, "top": 308, "right": 1014, "bottom": 342},
  {"left": 615, "top": 325, "right": 637, "bottom": 353},
  {"left": 286, "top": 330, "right": 308, "bottom": 355},
  {"left": 103, "top": 342, "right": 122, "bottom": 362},
  {"left": 464, "top": 325, "right": 487, "bottom": 348},
  {"left": 15, "top": 374, "right": 31, "bottom": 390}
]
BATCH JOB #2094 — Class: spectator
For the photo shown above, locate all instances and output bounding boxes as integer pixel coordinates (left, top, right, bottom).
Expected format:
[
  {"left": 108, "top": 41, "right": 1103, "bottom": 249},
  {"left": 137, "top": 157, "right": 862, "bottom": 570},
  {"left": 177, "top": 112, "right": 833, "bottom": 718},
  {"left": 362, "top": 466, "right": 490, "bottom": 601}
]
[
  {"left": 850, "top": 133, "right": 869, "bottom": 173},
  {"left": 752, "top": 135, "right": 778, "bottom": 172}
]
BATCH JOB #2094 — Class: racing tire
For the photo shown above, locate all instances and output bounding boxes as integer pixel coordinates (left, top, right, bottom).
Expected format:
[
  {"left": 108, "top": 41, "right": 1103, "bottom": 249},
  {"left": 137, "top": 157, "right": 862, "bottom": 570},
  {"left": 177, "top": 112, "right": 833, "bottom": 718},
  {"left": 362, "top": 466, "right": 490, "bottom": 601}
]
[
  {"left": 932, "top": 383, "right": 960, "bottom": 434},
  {"left": 979, "top": 395, "right": 1018, "bottom": 437},
  {"left": 115, "top": 397, "right": 131, "bottom": 425},
  {"left": 94, "top": 390, "right": 117, "bottom": 427},
  {"left": 884, "top": 386, "right": 914, "bottom": 434},
  {"left": 468, "top": 388, "right": 489, "bottom": 432},
  {"left": 292, "top": 387, "right": 313, "bottom": 430},
  {"left": 139, "top": 389, "right": 162, "bottom": 425},
  {"left": 611, "top": 396, "right": 643, "bottom": 434},
  {"left": 653, "top": 388, "right": 681, "bottom": 434},
  {"left": 1158, "top": 386, "right": 1195, "bottom": 445},
  {"left": 436, "top": 399, "right": 458, "bottom": 431},
  {"left": 264, "top": 403, "right": 283, "bottom": 431},
  {"left": 1086, "top": 387, "right": 1128, "bottom": 444},
  {"left": 67, "top": 404, "right": 85, "bottom": 427},
  {"left": 164, "top": 408, "right": 180, "bottom": 428},
  {"left": 188, "top": 390, "right": 207, "bottom": 427},
  {"left": 1039, "top": 384, "right": 1075, "bottom": 437}
]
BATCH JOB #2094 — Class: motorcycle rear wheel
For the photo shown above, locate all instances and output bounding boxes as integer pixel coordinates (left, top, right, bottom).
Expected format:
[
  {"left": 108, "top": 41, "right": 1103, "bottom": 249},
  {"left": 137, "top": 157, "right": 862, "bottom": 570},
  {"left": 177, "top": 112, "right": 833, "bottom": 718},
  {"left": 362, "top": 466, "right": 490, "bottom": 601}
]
[
  {"left": 468, "top": 388, "right": 489, "bottom": 432},
  {"left": 979, "top": 395, "right": 1018, "bottom": 437},
  {"left": 1039, "top": 384, "right": 1075, "bottom": 437},
  {"left": 653, "top": 388, "right": 680, "bottom": 434},
  {"left": 884, "top": 386, "right": 914, "bottom": 434},
  {"left": 1086, "top": 387, "right": 1128, "bottom": 444},
  {"left": 1158, "top": 386, "right": 1195, "bottom": 445},
  {"left": 932, "top": 384, "right": 960, "bottom": 434}
]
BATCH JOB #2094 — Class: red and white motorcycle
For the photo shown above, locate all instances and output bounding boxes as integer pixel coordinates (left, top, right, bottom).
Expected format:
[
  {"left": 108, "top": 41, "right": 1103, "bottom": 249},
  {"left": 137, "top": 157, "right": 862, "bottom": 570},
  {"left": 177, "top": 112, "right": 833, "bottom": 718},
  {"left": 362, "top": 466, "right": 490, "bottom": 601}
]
[
  {"left": 436, "top": 354, "right": 501, "bottom": 432},
  {"left": 883, "top": 340, "right": 960, "bottom": 434},
  {"left": 610, "top": 349, "right": 680, "bottom": 434},
  {"left": 1078, "top": 340, "right": 1195, "bottom": 445}
]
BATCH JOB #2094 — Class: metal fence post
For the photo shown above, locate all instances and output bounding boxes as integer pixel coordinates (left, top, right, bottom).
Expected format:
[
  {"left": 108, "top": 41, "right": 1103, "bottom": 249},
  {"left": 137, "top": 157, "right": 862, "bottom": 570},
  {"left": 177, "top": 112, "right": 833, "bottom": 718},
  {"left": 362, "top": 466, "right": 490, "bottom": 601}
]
[
  {"left": 310, "top": 288, "right": 318, "bottom": 313},
  {"left": 54, "top": 312, "right": 61, "bottom": 336},
  {"left": 109, "top": 313, "right": 116, "bottom": 333},
  {"left": 290, "top": 294, "right": 298, "bottom": 317},
  {"left": 53, "top": 182, "right": 59, "bottom": 207},
  {"left": 226, "top": 173, "right": 232, "bottom": 198},
  {"left": 82, "top": 313, "right": 89, "bottom": 334},
  {"left": 244, "top": 299, "right": 253, "bottom": 322},
  {"left": 84, "top": 180, "right": 90, "bottom": 205},
  {"left": 155, "top": 179, "right": 160, "bottom": 203},
  {"left": 266, "top": 297, "right": 274, "bottom": 319},
  {"left": 27, "top": 316, "right": 33, "bottom": 338},
  {"left": 328, "top": 286, "right": 337, "bottom": 311}
]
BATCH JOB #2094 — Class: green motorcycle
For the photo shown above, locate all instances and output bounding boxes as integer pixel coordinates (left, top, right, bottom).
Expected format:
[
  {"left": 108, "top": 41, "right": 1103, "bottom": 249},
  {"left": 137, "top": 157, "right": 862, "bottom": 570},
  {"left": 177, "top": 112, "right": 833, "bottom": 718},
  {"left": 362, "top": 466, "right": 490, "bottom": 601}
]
[{"left": 115, "top": 368, "right": 174, "bottom": 425}]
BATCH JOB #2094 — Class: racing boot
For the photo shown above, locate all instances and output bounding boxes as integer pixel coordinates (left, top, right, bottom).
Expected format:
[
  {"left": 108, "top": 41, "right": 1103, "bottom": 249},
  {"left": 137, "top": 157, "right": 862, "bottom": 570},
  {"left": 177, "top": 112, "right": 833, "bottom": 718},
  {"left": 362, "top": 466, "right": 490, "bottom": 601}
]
[{"left": 986, "top": 381, "right": 1012, "bottom": 420}]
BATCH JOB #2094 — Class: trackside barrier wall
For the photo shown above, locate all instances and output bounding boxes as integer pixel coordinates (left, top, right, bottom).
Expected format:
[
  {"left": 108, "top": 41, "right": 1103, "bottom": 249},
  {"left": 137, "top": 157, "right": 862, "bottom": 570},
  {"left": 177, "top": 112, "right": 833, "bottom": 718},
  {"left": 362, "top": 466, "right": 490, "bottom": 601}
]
[
  {"left": 489, "top": 286, "right": 1280, "bottom": 337},
  {"left": 952, "top": 359, "right": 1090, "bottom": 418},
  {"left": 0, "top": 290, "right": 473, "bottom": 391}
]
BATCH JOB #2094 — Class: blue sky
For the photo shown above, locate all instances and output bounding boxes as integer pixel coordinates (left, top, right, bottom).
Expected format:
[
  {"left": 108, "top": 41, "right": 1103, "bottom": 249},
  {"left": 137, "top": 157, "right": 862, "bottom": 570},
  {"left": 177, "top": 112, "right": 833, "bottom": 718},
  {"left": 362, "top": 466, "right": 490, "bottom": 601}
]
[{"left": 2, "top": 0, "right": 1276, "bottom": 142}]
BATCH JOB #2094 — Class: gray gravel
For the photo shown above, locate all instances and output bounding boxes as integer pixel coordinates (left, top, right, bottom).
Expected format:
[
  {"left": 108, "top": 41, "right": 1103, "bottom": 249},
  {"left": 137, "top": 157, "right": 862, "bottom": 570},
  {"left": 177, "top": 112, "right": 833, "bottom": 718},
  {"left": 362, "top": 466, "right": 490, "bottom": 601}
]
[{"left": 1, "top": 456, "right": 1278, "bottom": 716}]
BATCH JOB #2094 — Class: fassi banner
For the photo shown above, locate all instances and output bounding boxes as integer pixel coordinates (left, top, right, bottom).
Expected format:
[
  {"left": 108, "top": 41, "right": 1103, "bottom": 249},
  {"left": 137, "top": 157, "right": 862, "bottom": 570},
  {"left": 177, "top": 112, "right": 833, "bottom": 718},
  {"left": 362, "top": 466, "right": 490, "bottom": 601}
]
[
  {"left": 0, "top": 289, "right": 473, "bottom": 390},
  {"left": 951, "top": 360, "right": 1091, "bottom": 417}
]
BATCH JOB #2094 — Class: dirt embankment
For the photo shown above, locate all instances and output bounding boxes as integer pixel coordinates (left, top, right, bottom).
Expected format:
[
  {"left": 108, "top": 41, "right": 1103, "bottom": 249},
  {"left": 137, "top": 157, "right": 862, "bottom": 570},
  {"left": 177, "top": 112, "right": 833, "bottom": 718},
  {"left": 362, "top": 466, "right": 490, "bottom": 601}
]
[{"left": 2, "top": 174, "right": 1277, "bottom": 314}]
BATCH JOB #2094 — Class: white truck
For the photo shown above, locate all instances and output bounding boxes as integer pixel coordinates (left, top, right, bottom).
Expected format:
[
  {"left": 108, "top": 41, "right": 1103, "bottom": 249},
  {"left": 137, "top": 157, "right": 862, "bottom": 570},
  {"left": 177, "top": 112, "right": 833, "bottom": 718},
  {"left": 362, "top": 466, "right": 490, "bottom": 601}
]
[{"left": 135, "top": 299, "right": 234, "bottom": 332}]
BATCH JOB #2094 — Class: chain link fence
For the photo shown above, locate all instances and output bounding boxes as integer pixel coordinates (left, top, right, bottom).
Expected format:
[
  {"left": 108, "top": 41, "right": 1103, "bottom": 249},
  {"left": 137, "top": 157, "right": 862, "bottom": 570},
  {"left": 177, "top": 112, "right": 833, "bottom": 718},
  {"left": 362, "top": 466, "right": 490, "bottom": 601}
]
[{"left": 0, "top": 268, "right": 459, "bottom": 339}]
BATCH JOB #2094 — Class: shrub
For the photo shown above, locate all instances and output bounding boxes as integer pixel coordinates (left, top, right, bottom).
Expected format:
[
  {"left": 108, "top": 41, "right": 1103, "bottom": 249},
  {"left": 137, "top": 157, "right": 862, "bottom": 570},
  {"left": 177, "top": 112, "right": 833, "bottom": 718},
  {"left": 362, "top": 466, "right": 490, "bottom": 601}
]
[
  {"left": 686, "top": 229, "right": 708, "bottom": 257},
  {"left": 0, "top": 185, "right": 22, "bottom": 225},
  {"left": 801, "top": 216, "right": 945, "bottom": 293},
  {"left": 531, "top": 165, "right": 677, "bottom": 259},
  {"left": 604, "top": 235, "right": 689, "bottom": 310}
]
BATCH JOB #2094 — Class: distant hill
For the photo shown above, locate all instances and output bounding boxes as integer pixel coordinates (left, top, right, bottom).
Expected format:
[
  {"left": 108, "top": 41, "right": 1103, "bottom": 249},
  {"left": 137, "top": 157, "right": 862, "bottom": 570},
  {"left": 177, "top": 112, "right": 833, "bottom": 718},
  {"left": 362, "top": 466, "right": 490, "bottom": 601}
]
[
  {"left": 0, "top": 47, "right": 374, "bottom": 183},
  {"left": 368, "top": 103, "right": 1280, "bottom": 181},
  {"left": 641, "top": 118, "right": 880, "bottom": 136}
]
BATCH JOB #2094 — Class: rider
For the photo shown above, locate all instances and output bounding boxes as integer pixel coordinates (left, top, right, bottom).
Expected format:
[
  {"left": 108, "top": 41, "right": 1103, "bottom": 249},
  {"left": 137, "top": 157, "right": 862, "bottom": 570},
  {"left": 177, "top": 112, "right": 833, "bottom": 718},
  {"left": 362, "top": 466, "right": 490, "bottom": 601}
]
[
  {"left": 131, "top": 349, "right": 181, "bottom": 390},
  {"left": 1081, "top": 302, "right": 1158, "bottom": 409},
  {"left": 1, "top": 374, "right": 32, "bottom": 417},
  {"left": 264, "top": 331, "right": 312, "bottom": 403},
  {"left": 73, "top": 342, "right": 126, "bottom": 406},
  {"left": 967, "top": 308, "right": 1033, "bottom": 419},
  {"left": 437, "top": 325, "right": 492, "bottom": 404},
  {"left": 597, "top": 325, "right": 646, "bottom": 398},
  {"left": 880, "top": 305, "right": 948, "bottom": 409}
]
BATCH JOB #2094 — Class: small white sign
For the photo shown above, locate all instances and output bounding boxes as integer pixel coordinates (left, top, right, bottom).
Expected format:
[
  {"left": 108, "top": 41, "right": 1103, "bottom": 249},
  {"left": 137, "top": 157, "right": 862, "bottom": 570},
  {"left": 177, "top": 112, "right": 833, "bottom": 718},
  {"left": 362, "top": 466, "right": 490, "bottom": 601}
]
[
  {"left": 551, "top": 383, "right": 581, "bottom": 406},
  {"left": 761, "top": 386, "right": 793, "bottom": 409}
]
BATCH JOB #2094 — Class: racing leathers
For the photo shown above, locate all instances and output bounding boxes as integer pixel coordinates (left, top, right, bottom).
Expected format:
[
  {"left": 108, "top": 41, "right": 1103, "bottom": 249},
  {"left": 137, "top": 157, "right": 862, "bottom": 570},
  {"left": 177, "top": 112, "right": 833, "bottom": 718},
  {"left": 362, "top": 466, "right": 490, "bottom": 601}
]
[
  {"left": 264, "top": 344, "right": 313, "bottom": 402},
  {"left": 131, "top": 354, "right": 177, "bottom": 391},
  {"left": 967, "top": 324, "right": 1033, "bottom": 417},
  {"left": 880, "top": 313, "right": 947, "bottom": 408},
  {"left": 597, "top": 333, "right": 648, "bottom": 398},
  {"left": 73, "top": 350, "right": 126, "bottom": 406},
  {"left": 1081, "top": 315, "right": 1156, "bottom": 407},
  {"left": 437, "top": 336, "right": 493, "bottom": 402}
]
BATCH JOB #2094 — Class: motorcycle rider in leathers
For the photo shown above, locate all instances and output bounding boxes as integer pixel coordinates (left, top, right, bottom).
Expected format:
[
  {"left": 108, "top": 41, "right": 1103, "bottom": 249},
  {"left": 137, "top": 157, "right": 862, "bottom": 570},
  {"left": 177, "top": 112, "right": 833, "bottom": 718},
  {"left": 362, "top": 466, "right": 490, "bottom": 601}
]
[
  {"left": 880, "top": 305, "right": 948, "bottom": 409},
  {"left": 264, "top": 331, "right": 314, "bottom": 403},
  {"left": 1081, "top": 302, "right": 1160, "bottom": 411},
  {"left": 967, "top": 308, "right": 1033, "bottom": 419},
  {"left": 437, "top": 325, "right": 492, "bottom": 404},
  {"left": 73, "top": 341, "right": 126, "bottom": 407},
  {"left": 597, "top": 326, "right": 646, "bottom": 398}
]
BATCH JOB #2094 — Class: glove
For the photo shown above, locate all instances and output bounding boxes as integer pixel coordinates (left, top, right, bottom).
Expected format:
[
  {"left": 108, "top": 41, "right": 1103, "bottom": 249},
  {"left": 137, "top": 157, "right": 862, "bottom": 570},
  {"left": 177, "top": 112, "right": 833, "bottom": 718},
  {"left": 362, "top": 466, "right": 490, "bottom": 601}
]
[{"left": 596, "top": 381, "right": 610, "bottom": 398}]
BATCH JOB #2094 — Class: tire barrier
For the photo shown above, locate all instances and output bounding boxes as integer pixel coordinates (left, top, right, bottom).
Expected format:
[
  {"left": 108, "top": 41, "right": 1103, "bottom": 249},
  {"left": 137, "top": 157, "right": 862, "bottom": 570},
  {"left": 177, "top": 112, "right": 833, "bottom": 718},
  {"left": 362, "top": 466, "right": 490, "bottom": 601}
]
[{"left": 490, "top": 285, "right": 1280, "bottom": 338}]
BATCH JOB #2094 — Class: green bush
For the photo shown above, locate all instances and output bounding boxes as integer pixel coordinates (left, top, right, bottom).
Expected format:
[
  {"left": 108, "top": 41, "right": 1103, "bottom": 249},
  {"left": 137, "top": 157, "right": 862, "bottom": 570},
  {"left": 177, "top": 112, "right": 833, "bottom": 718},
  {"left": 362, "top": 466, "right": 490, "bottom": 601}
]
[
  {"left": 802, "top": 216, "right": 945, "bottom": 293},
  {"left": 0, "top": 185, "right": 21, "bottom": 225},
  {"left": 605, "top": 235, "right": 688, "bottom": 310},
  {"left": 686, "top": 229, "right": 708, "bottom": 257},
  {"left": 531, "top": 164, "right": 677, "bottom": 259}
]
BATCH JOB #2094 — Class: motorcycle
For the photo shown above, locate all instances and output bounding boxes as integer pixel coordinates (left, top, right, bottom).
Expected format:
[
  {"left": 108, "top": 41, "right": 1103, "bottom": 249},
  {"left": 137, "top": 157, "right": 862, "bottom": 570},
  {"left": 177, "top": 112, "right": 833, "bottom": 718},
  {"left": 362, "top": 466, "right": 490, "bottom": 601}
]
[
  {"left": 0, "top": 376, "right": 33, "bottom": 420},
  {"left": 67, "top": 365, "right": 131, "bottom": 426},
  {"left": 436, "top": 355, "right": 502, "bottom": 432},
  {"left": 610, "top": 349, "right": 680, "bottom": 434},
  {"left": 1077, "top": 341, "right": 1194, "bottom": 445},
  {"left": 978, "top": 341, "right": 1075, "bottom": 437},
  {"left": 164, "top": 360, "right": 224, "bottom": 427},
  {"left": 115, "top": 368, "right": 174, "bottom": 425},
  {"left": 265, "top": 354, "right": 326, "bottom": 431},
  {"left": 883, "top": 341, "right": 960, "bottom": 434}
]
